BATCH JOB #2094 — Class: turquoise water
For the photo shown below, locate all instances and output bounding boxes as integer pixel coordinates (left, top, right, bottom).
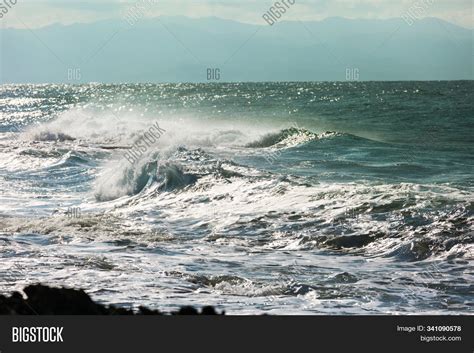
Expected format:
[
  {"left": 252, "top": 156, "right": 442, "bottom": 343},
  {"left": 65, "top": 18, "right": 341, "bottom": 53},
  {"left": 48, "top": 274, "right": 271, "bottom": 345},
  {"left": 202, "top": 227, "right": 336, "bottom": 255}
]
[{"left": 0, "top": 81, "right": 472, "bottom": 314}]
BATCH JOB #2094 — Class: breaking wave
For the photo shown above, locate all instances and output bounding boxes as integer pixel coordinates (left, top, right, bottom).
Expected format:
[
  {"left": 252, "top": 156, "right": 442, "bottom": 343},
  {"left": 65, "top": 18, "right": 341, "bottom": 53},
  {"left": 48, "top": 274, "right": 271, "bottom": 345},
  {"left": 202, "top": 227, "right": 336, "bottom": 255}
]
[{"left": 245, "top": 127, "right": 339, "bottom": 149}]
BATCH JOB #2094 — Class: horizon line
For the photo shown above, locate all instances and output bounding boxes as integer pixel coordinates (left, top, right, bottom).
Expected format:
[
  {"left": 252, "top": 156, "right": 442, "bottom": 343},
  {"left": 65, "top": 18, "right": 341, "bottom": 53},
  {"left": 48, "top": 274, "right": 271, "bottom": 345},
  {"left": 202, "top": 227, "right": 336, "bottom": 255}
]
[{"left": 2, "top": 80, "right": 473, "bottom": 86}]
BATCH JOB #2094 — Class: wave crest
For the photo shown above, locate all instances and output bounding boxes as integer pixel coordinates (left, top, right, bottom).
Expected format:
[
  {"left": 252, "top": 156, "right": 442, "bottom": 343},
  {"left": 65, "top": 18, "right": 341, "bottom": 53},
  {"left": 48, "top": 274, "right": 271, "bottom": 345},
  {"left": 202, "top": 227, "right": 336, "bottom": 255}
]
[
  {"left": 94, "top": 159, "right": 199, "bottom": 202},
  {"left": 245, "top": 127, "right": 337, "bottom": 149}
]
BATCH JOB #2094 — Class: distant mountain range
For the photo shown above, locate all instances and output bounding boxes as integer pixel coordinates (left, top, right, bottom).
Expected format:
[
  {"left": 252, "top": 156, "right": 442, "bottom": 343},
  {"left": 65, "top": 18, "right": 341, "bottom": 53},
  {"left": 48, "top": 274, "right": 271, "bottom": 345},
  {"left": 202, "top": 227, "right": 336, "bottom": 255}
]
[{"left": 0, "top": 16, "right": 472, "bottom": 83}]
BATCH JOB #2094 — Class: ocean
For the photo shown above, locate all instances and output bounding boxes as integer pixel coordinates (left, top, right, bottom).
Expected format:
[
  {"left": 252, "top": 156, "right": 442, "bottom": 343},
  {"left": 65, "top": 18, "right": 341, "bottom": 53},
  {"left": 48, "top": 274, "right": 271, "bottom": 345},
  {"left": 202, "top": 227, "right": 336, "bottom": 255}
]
[{"left": 0, "top": 81, "right": 472, "bottom": 314}]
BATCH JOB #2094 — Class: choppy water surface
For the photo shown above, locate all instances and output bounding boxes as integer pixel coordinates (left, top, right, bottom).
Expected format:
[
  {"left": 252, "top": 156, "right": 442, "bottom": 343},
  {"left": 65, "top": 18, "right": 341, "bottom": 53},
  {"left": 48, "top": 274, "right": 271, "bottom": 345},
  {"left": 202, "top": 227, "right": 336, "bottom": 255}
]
[{"left": 0, "top": 82, "right": 472, "bottom": 314}]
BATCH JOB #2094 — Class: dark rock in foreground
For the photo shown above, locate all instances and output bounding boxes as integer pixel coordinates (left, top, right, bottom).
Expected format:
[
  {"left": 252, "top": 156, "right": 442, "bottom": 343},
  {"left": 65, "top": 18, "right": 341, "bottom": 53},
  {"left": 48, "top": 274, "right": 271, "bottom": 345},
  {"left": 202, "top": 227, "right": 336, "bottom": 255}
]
[{"left": 0, "top": 284, "right": 223, "bottom": 315}]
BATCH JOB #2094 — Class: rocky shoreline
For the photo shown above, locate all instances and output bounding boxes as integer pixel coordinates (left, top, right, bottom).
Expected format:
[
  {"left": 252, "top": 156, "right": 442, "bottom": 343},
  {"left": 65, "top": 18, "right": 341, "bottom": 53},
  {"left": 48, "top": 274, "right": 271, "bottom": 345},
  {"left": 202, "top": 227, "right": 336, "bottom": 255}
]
[{"left": 0, "top": 284, "right": 224, "bottom": 315}]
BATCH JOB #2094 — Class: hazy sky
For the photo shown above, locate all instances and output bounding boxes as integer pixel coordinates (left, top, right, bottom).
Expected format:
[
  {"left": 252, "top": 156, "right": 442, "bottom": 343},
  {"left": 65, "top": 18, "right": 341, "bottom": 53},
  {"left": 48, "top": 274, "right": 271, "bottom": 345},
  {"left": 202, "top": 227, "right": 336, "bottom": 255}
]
[{"left": 1, "top": 0, "right": 472, "bottom": 29}]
